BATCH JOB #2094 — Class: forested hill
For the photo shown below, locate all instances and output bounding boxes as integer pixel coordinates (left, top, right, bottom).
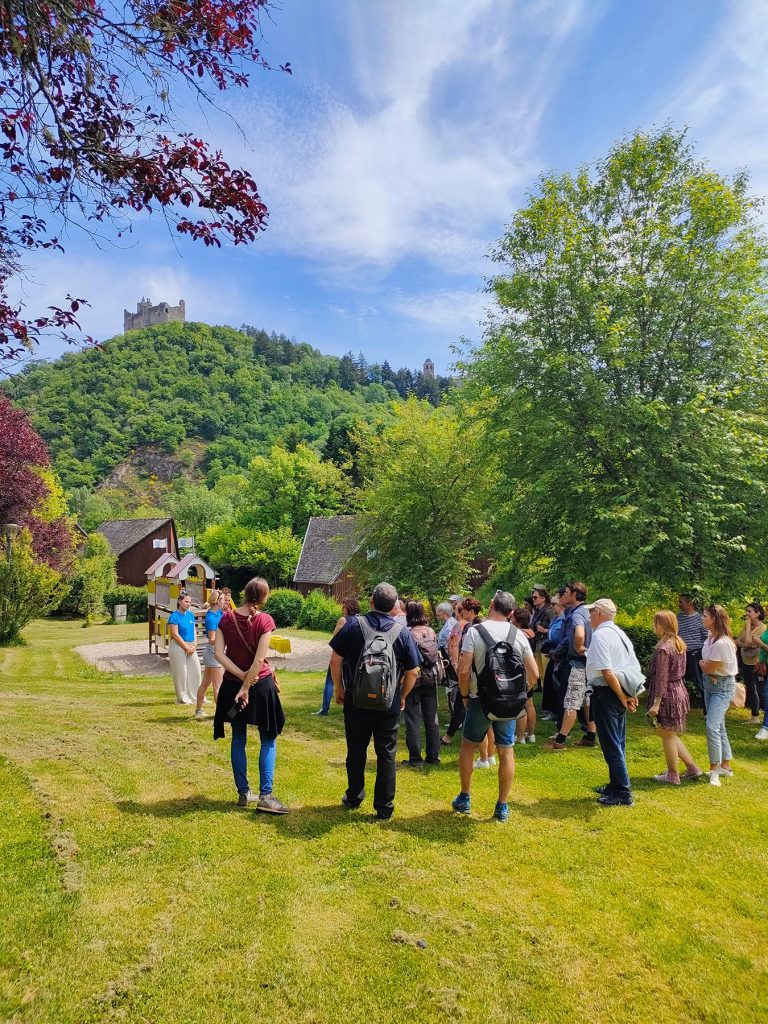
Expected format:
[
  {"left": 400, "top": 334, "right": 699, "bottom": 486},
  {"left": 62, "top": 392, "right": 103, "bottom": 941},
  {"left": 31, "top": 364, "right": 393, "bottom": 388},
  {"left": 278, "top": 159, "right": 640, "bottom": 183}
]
[{"left": 3, "top": 322, "right": 452, "bottom": 491}]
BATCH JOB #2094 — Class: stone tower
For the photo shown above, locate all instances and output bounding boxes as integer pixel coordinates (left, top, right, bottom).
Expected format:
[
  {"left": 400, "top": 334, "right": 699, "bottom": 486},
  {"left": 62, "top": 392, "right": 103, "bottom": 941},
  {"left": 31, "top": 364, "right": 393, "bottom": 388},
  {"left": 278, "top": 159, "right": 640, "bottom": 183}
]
[
  {"left": 423, "top": 357, "right": 435, "bottom": 378},
  {"left": 123, "top": 297, "right": 186, "bottom": 333}
]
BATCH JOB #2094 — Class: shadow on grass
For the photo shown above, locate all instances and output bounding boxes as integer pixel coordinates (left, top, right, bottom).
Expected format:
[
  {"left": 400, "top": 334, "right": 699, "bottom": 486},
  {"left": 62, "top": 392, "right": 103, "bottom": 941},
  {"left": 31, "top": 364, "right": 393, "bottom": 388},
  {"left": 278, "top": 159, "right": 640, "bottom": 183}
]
[
  {"left": 116, "top": 796, "right": 236, "bottom": 816},
  {"left": 513, "top": 795, "right": 600, "bottom": 822}
]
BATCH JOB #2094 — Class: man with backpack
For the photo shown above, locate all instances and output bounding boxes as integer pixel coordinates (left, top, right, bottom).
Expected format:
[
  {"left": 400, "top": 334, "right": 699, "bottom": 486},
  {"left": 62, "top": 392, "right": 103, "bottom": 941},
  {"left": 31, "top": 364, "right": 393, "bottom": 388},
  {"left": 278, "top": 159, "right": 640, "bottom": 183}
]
[
  {"left": 402, "top": 600, "right": 444, "bottom": 767},
  {"left": 452, "top": 591, "right": 539, "bottom": 822},
  {"left": 329, "top": 582, "right": 422, "bottom": 821}
]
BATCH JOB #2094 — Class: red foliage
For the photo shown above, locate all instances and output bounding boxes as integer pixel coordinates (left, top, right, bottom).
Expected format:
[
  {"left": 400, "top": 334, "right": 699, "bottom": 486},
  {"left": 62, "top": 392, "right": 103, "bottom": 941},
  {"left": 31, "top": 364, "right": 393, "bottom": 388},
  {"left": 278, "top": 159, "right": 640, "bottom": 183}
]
[
  {"left": 0, "top": 394, "right": 74, "bottom": 569},
  {"left": 0, "top": 0, "right": 289, "bottom": 358}
]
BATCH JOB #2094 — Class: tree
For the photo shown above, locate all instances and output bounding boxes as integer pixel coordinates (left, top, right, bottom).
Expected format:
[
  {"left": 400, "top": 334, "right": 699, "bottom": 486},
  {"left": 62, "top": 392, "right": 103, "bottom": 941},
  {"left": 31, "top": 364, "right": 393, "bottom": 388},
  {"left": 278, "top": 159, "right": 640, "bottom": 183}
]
[
  {"left": 359, "top": 398, "right": 490, "bottom": 610},
  {"left": 0, "top": 394, "right": 74, "bottom": 570},
  {"left": 167, "top": 482, "right": 232, "bottom": 538},
  {"left": 0, "top": 529, "right": 65, "bottom": 644},
  {"left": 198, "top": 523, "right": 301, "bottom": 586},
  {"left": 465, "top": 128, "right": 768, "bottom": 606},
  {"left": 238, "top": 444, "right": 352, "bottom": 536},
  {"left": 0, "top": 0, "right": 290, "bottom": 360},
  {"left": 58, "top": 531, "right": 117, "bottom": 623}
]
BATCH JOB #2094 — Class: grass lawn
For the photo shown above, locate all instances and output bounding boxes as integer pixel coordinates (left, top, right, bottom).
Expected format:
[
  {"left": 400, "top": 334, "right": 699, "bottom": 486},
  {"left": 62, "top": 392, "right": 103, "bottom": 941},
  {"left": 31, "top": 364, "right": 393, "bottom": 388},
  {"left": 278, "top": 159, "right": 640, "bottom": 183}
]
[{"left": 1, "top": 620, "right": 767, "bottom": 1024}]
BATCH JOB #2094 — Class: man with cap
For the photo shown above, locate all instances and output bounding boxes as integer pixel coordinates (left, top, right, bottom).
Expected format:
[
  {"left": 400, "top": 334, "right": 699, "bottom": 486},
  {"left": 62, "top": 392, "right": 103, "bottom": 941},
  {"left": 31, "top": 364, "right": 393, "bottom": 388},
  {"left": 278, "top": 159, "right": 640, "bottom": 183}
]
[{"left": 585, "top": 598, "right": 640, "bottom": 806}]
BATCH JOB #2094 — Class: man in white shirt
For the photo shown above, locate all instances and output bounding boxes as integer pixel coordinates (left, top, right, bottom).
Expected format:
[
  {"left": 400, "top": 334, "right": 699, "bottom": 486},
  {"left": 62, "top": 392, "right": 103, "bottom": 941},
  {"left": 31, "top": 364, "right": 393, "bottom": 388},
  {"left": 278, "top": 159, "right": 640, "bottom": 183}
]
[
  {"left": 585, "top": 598, "right": 639, "bottom": 807},
  {"left": 452, "top": 591, "right": 538, "bottom": 822}
]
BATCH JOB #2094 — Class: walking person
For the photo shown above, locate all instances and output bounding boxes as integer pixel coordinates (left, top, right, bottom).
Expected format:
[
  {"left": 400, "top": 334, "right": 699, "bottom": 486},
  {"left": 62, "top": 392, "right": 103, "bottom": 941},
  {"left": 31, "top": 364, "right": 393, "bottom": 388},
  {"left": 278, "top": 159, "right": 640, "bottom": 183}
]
[
  {"left": 315, "top": 598, "right": 359, "bottom": 716},
  {"left": 168, "top": 591, "right": 203, "bottom": 705},
  {"left": 646, "top": 611, "right": 704, "bottom": 784},
  {"left": 735, "top": 602, "right": 764, "bottom": 725},
  {"left": 677, "top": 593, "right": 707, "bottom": 707},
  {"left": 194, "top": 589, "right": 227, "bottom": 720},
  {"left": 451, "top": 590, "right": 538, "bottom": 821},
  {"left": 213, "top": 577, "right": 289, "bottom": 813},
  {"left": 699, "top": 605, "right": 738, "bottom": 787},
  {"left": 402, "top": 601, "right": 443, "bottom": 767},
  {"left": 330, "top": 583, "right": 421, "bottom": 821},
  {"left": 585, "top": 598, "right": 641, "bottom": 806}
]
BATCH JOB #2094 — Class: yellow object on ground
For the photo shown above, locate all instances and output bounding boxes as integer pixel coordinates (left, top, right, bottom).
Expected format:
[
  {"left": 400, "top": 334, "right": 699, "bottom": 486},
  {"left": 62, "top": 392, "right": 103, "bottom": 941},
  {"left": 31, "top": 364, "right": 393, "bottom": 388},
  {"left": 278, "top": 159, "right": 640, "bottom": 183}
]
[{"left": 269, "top": 634, "right": 292, "bottom": 657}]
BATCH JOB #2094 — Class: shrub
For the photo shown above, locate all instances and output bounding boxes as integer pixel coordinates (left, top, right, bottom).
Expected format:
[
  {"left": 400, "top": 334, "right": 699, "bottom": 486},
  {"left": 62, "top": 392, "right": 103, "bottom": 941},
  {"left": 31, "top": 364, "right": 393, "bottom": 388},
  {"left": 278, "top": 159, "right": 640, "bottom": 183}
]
[
  {"left": 104, "top": 585, "right": 148, "bottom": 623},
  {"left": 297, "top": 589, "right": 342, "bottom": 633},
  {"left": 264, "top": 588, "right": 304, "bottom": 628},
  {"left": 619, "top": 623, "right": 658, "bottom": 669},
  {"left": 56, "top": 533, "right": 117, "bottom": 621},
  {"left": 0, "top": 530, "right": 65, "bottom": 644}
]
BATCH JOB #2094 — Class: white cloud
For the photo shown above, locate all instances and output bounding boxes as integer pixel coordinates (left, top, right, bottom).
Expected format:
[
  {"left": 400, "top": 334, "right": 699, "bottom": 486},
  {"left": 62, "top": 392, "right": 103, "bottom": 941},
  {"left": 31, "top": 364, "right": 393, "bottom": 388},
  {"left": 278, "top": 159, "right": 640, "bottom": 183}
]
[
  {"left": 664, "top": 0, "right": 768, "bottom": 198},
  {"left": 231, "top": 0, "right": 596, "bottom": 277},
  {"left": 391, "top": 288, "right": 489, "bottom": 335}
]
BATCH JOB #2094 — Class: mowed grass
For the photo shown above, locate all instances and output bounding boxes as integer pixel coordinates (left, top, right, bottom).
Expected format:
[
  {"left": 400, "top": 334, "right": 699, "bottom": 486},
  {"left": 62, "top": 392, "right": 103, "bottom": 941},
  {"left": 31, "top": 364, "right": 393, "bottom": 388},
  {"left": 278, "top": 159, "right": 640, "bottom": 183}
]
[{"left": 1, "top": 621, "right": 767, "bottom": 1024}]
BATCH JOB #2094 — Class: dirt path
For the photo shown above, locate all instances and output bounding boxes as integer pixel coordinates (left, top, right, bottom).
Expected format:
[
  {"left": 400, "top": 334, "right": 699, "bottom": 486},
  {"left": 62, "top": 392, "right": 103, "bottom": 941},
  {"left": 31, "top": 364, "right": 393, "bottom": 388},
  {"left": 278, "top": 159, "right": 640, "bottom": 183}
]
[{"left": 75, "top": 635, "right": 330, "bottom": 676}]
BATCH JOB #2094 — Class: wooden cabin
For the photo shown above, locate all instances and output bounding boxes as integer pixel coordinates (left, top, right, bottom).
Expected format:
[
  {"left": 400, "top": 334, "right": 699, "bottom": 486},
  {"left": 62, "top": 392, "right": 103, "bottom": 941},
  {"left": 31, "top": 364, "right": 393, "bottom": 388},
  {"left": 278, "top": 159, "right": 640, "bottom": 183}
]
[{"left": 97, "top": 518, "right": 178, "bottom": 586}]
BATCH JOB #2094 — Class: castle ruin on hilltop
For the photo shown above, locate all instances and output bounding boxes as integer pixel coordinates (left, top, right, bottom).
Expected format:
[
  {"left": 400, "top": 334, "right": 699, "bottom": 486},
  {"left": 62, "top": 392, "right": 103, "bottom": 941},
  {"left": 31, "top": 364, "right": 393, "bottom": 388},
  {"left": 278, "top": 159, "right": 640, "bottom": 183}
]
[{"left": 124, "top": 297, "right": 186, "bottom": 333}]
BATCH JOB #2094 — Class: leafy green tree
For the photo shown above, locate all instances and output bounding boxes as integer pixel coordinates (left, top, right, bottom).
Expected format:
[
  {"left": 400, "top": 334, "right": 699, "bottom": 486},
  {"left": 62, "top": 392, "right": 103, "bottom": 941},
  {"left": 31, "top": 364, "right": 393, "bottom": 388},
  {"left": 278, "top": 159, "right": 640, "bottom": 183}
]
[
  {"left": 59, "top": 533, "right": 118, "bottom": 623},
  {"left": 167, "top": 483, "right": 232, "bottom": 539},
  {"left": 199, "top": 524, "right": 302, "bottom": 587},
  {"left": 68, "top": 487, "right": 119, "bottom": 533},
  {"left": 465, "top": 128, "right": 768, "bottom": 606},
  {"left": 359, "top": 398, "right": 490, "bottom": 610},
  {"left": 238, "top": 444, "right": 352, "bottom": 536},
  {"left": 0, "top": 530, "right": 65, "bottom": 644}
]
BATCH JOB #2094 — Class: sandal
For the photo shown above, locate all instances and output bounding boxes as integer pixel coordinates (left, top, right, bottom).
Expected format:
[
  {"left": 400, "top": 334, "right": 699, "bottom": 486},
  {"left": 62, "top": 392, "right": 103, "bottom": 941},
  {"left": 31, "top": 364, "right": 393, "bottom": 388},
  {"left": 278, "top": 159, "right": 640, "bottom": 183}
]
[{"left": 683, "top": 769, "right": 704, "bottom": 781}]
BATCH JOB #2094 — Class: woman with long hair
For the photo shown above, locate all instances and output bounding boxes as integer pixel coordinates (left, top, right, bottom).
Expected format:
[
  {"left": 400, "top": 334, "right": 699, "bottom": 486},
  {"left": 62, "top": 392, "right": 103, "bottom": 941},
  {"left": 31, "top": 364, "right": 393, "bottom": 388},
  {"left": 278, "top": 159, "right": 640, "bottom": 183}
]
[
  {"left": 402, "top": 600, "right": 443, "bottom": 766},
  {"left": 315, "top": 597, "right": 360, "bottom": 716},
  {"left": 213, "top": 577, "right": 289, "bottom": 813},
  {"left": 735, "top": 602, "right": 765, "bottom": 724},
  {"left": 512, "top": 606, "right": 537, "bottom": 745},
  {"left": 194, "top": 588, "right": 227, "bottom": 720},
  {"left": 646, "top": 611, "right": 703, "bottom": 784},
  {"left": 167, "top": 590, "right": 202, "bottom": 705},
  {"left": 699, "top": 604, "right": 738, "bottom": 787}
]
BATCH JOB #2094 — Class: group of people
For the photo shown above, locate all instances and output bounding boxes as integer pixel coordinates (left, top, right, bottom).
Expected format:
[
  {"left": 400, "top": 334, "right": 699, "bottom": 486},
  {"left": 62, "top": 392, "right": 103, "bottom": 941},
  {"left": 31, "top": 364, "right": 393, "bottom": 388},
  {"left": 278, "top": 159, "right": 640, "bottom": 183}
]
[{"left": 171, "top": 575, "right": 764, "bottom": 820}]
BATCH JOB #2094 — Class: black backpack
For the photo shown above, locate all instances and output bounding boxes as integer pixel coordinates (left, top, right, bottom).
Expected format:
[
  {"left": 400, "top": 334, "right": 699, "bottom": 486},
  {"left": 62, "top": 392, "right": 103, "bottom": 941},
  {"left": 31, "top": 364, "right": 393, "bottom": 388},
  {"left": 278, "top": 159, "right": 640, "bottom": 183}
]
[
  {"left": 473, "top": 623, "right": 528, "bottom": 721},
  {"left": 351, "top": 616, "right": 404, "bottom": 711}
]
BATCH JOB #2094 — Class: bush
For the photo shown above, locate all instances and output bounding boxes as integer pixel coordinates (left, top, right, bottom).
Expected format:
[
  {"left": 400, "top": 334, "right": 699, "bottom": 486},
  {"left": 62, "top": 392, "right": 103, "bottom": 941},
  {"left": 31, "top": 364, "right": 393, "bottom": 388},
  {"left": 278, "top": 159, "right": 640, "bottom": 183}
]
[
  {"left": 104, "top": 585, "right": 148, "bottom": 623},
  {"left": 264, "top": 588, "right": 304, "bottom": 628},
  {"left": 297, "top": 589, "right": 342, "bottom": 633},
  {"left": 619, "top": 623, "right": 658, "bottom": 669},
  {"left": 56, "top": 533, "right": 117, "bottom": 621}
]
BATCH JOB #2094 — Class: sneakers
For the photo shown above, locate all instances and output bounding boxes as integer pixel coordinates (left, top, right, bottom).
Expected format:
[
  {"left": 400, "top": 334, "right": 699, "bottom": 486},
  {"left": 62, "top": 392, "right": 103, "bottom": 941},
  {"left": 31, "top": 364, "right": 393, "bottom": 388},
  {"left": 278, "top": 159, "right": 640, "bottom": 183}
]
[
  {"left": 748, "top": 715, "right": 762, "bottom": 725},
  {"left": 652, "top": 772, "right": 681, "bottom": 785},
  {"left": 542, "top": 738, "right": 566, "bottom": 750},
  {"left": 708, "top": 770, "right": 721, "bottom": 787},
  {"left": 452, "top": 792, "right": 471, "bottom": 814},
  {"left": 575, "top": 735, "right": 596, "bottom": 748},
  {"left": 400, "top": 758, "right": 423, "bottom": 768},
  {"left": 597, "top": 793, "right": 633, "bottom": 807},
  {"left": 256, "top": 794, "right": 290, "bottom": 814},
  {"left": 594, "top": 784, "right": 611, "bottom": 795},
  {"left": 313, "top": 709, "right": 329, "bottom": 716},
  {"left": 755, "top": 727, "right": 768, "bottom": 741},
  {"left": 193, "top": 708, "right": 206, "bottom": 720},
  {"left": 493, "top": 801, "right": 509, "bottom": 822},
  {"left": 683, "top": 769, "right": 704, "bottom": 781},
  {"left": 341, "top": 794, "right": 360, "bottom": 810},
  {"left": 236, "top": 790, "right": 258, "bottom": 807},
  {"left": 715, "top": 766, "right": 734, "bottom": 777},
  {"left": 474, "top": 758, "right": 490, "bottom": 768},
  {"left": 525, "top": 733, "right": 536, "bottom": 744},
  {"left": 486, "top": 755, "right": 497, "bottom": 766}
]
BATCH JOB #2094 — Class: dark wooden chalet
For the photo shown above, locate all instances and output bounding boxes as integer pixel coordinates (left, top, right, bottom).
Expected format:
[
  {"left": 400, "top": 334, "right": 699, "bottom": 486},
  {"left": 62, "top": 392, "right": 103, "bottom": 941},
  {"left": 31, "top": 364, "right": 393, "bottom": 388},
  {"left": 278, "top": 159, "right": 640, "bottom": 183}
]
[
  {"left": 293, "top": 515, "right": 363, "bottom": 602},
  {"left": 97, "top": 518, "right": 179, "bottom": 586}
]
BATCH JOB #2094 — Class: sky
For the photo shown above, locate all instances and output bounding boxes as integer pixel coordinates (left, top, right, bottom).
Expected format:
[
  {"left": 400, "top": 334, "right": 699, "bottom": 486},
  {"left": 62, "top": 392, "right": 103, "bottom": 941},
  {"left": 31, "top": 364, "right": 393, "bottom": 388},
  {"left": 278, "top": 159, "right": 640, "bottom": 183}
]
[{"left": 11, "top": 0, "right": 768, "bottom": 374}]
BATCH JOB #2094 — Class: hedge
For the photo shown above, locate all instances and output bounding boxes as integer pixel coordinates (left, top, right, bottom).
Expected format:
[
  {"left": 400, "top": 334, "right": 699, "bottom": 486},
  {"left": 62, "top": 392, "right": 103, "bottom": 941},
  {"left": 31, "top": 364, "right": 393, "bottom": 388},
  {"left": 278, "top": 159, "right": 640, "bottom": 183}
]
[
  {"left": 104, "top": 586, "right": 148, "bottom": 623},
  {"left": 297, "top": 590, "right": 342, "bottom": 633},
  {"left": 264, "top": 588, "right": 305, "bottom": 628}
]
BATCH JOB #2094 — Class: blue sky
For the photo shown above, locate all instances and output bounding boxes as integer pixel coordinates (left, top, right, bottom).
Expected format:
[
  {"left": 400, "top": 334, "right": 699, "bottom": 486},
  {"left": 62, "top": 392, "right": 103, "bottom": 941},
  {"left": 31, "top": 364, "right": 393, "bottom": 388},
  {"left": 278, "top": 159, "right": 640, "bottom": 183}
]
[{"left": 12, "top": 0, "right": 768, "bottom": 373}]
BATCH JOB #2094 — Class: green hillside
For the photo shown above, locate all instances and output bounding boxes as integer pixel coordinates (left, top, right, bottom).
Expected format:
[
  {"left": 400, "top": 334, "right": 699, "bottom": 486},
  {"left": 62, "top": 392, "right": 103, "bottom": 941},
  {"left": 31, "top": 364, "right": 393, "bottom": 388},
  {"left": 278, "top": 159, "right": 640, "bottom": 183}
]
[{"left": 3, "top": 322, "right": 449, "bottom": 492}]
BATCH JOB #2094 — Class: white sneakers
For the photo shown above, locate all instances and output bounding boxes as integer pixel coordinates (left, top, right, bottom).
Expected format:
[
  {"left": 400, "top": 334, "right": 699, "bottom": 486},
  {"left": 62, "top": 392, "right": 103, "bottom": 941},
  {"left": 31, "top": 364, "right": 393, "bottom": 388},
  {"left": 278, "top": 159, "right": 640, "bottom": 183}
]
[
  {"left": 708, "top": 771, "right": 721, "bottom": 787},
  {"left": 709, "top": 766, "right": 734, "bottom": 786},
  {"left": 474, "top": 756, "right": 497, "bottom": 768},
  {"left": 755, "top": 727, "right": 768, "bottom": 741}
]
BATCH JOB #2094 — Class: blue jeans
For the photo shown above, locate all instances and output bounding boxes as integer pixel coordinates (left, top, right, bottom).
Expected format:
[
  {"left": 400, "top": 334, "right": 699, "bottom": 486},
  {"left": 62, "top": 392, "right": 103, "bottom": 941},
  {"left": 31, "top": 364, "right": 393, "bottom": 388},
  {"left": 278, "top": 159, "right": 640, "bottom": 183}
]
[
  {"left": 702, "top": 675, "right": 735, "bottom": 765},
  {"left": 230, "top": 719, "right": 276, "bottom": 795},
  {"left": 321, "top": 668, "right": 334, "bottom": 714},
  {"left": 591, "top": 687, "right": 631, "bottom": 800}
]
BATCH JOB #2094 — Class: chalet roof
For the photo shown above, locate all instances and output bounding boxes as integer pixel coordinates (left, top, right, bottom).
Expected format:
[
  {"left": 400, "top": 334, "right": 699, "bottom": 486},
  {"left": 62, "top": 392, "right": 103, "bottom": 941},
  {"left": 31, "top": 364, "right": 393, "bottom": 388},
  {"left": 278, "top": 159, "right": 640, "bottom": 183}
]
[
  {"left": 97, "top": 518, "right": 174, "bottom": 557},
  {"left": 294, "top": 515, "right": 363, "bottom": 585},
  {"left": 165, "top": 552, "right": 215, "bottom": 580},
  {"left": 145, "top": 552, "right": 179, "bottom": 578}
]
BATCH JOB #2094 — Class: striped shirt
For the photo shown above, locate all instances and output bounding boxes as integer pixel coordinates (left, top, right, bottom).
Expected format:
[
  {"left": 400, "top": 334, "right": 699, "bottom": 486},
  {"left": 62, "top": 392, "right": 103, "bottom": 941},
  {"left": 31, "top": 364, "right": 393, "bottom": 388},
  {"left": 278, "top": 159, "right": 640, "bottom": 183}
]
[{"left": 677, "top": 612, "right": 707, "bottom": 651}]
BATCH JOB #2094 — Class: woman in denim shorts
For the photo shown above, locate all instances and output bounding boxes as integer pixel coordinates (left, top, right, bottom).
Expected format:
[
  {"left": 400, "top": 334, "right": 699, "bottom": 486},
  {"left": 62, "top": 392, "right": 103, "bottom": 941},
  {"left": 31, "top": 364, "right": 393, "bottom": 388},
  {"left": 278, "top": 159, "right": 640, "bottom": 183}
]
[{"left": 194, "top": 589, "right": 227, "bottom": 720}]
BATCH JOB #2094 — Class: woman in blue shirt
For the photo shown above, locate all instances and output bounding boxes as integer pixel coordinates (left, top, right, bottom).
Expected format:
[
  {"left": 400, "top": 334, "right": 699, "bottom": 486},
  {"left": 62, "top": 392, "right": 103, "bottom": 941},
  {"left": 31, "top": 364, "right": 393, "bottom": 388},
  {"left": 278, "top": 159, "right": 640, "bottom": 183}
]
[
  {"left": 194, "top": 589, "right": 227, "bottom": 720},
  {"left": 168, "top": 591, "right": 202, "bottom": 705}
]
